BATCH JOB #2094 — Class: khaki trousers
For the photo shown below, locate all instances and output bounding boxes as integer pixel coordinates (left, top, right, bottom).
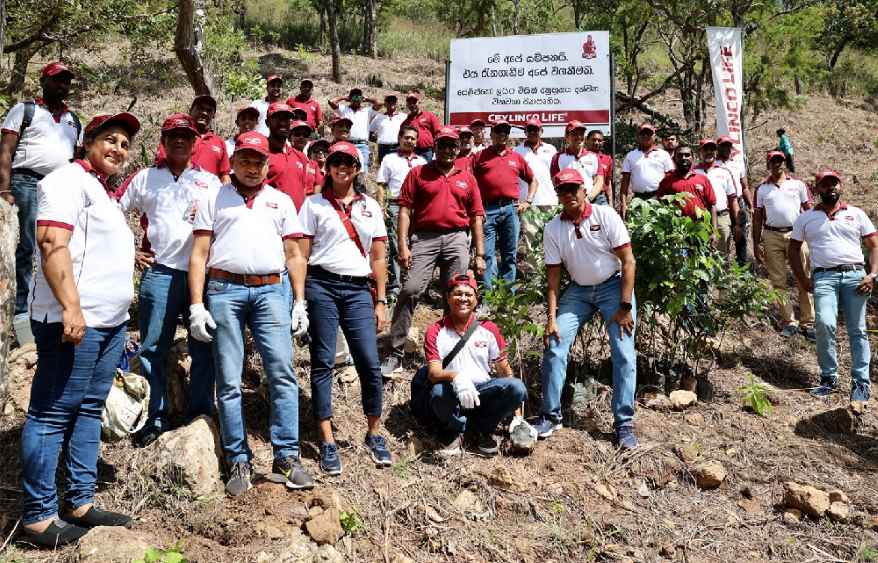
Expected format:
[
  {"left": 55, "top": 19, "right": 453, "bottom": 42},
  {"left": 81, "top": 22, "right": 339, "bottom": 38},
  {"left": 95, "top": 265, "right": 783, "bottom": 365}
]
[
  {"left": 716, "top": 213, "right": 733, "bottom": 258},
  {"left": 762, "top": 229, "right": 814, "bottom": 326}
]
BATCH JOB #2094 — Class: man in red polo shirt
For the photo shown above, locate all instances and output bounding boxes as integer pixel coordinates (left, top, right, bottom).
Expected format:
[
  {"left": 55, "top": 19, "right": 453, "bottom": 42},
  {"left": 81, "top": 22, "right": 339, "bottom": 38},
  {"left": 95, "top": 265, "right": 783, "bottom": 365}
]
[
  {"left": 265, "top": 103, "right": 308, "bottom": 211},
  {"left": 657, "top": 145, "right": 718, "bottom": 230},
  {"left": 251, "top": 74, "right": 284, "bottom": 137},
  {"left": 287, "top": 78, "right": 324, "bottom": 135},
  {"left": 380, "top": 127, "right": 486, "bottom": 376},
  {"left": 471, "top": 120, "right": 537, "bottom": 288},
  {"left": 156, "top": 95, "right": 230, "bottom": 184},
  {"left": 401, "top": 90, "right": 442, "bottom": 162}
]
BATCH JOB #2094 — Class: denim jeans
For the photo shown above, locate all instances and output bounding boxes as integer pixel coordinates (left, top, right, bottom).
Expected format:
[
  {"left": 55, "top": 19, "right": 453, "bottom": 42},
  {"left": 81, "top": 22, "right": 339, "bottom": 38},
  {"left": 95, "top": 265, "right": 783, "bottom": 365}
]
[
  {"left": 483, "top": 202, "right": 520, "bottom": 289},
  {"left": 410, "top": 367, "right": 526, "bottom": 435},
  {"left": 377, "top": 143, "right": 398, "bottom": 164},
  {"left": 21, "top": 321, "right": 125, "bottom": 524},
  {"left": 592, "top": 192, "right": 609, "bottom": 206},
  {"left": 305, "top": 274, "right": 383, "bottom": 420},
  {"left": 352, "top": 141, "right": 370, "bottom": 171},
  {"left": 385, "top": 203, "right": 401, "bottom": 297},
  {"left": 540, "top": 274, "right": 637, "bottom": 428},
  {"left": 11, "top": 171, "right": 41, "bottom": 316},
  {"left": 735, "top": 202, "right": 750, "bottom": 266},
  {"left": 415, "top": 147, "right": 433, "bottom": 163},
  {"left": 813, "top": 269, "right": 871, "bottom": 395},
  {"left": 206, "top": 279, "right": 299, "bottom": 464},
  {"left": 138, "top": 264, "right": 215, "bottom": 429}
]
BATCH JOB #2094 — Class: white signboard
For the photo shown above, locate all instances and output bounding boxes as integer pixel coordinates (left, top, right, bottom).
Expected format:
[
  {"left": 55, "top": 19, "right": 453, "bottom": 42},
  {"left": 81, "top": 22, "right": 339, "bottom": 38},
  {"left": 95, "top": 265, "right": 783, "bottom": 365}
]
[
  {"left": 706, "top": 27, "right": 746, "bottom": 173},
  {"left": 447, "top": 31, "right": 612, "bottom": 138}
]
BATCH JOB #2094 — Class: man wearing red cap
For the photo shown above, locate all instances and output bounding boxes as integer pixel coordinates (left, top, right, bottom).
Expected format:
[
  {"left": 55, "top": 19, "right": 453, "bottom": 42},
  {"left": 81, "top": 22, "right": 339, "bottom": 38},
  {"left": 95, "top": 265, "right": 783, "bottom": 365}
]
[
  {"left": 155, "top": 95, "right": 231, "bottom": 184},
  {"left": 717, "top": 135, "right": 753, "bottom": 265},
  {"left": 250, "top": 74, "right": 285, "bottom": 137},
  {"left": 0, "top": 61, "right": 81, "bottom": 345},
  {"left": 329, "top": 88, "right": 383, "bottom": 170},
  {"left": 620, "top": 123, "right": 674, "bottom": 217},
  {"left": 470, "top": 119, "right": 488, "bottom": 153},
  {"left": 694, "top": 139, "right": 740, "bottom": 257},
  {"left": 225, "top": 106, "right": 261, "bottom": 157},
  {"left": 753, "top": 150, "right": 814, "bottom": 339},
  {"left": 789, "top": 169, "right": 878, "bottom": 402},
  {"left": 381, "top": 127, "right": 486, "bottom": 376},
  {"left": 117, "top": 113, "right": 222, "bottom": 447},
  {"left": 401, "top": 90, "right": 442, "bottom": 162},
  {"left": 471, "top": 120, "right": 537, "bottom": 288},
  {"left": 657, "top": 145, "right": 718, "bottom": 228},
  {"left": 514, "top": 118, "right": 557, "bottom": 209},
  {"left": 188, "top": 130, "right": 314, "bottom": 496},
  {"left": 265, "top": 103, "right": 310, "bottom": 211},
  {"left": 287, "top": 79, "right": 324, "bottom": 135},
  {"left": 455, "top": 126, "right": 476, "bottom": 171},
  {"left": 550, "top": 121, "right": 605, "bottom": 205}
]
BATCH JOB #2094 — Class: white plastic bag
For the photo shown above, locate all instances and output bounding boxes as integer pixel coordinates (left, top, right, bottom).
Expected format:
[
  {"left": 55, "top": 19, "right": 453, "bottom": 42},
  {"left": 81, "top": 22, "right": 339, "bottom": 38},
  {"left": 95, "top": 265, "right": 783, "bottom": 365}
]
[{"left": 101, "top": 369, "right": 151, "bottom": 441}]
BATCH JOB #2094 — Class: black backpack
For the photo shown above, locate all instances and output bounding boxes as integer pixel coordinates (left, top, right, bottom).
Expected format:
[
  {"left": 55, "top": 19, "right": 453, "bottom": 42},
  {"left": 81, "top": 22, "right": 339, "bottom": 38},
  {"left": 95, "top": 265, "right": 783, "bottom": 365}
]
[{"left": 14, "top": 100, "right": 82, "bottom": 158}]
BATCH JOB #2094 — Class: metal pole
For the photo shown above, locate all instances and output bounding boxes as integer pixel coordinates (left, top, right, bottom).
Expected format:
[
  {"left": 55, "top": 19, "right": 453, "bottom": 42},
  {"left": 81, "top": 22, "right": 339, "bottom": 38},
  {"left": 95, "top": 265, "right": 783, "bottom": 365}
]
[
  {"left": 610, "top": 50, "right": 617, "bottom": 209},
  {"left": 444, "top": 59, "right": 450, "bottom": 124}
]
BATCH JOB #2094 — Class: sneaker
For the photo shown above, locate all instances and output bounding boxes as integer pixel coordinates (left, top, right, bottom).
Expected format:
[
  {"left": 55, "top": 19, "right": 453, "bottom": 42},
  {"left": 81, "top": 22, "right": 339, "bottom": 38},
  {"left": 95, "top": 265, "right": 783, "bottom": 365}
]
[
  {"left": 131, "top": 423, "right": 163, "bottom": 449},
  {"left": 800, "top": 326, "right": 816, "bottom": 343},
  {"left": 225, "top": 461, "right": 253, "bottom": 497},
  {"left": 810, "top": 381, "right": 838, "bottom": 398},
  {"left": 272, "top": 456, "right": 315, "bottom": 490},
  {"left": 532, "top": 417, "right": 562, "bottom": 439},
  {"left": 319, "top": 442, "right": 343, "bottom": 476},
  {"left": 851, "top": 382, "right": 871, "bottom": 403},
  {"left": 615, "top": 426, "right": 638, "bottom": 450},
  {"left": 380, "top": 355, "right": 403, "bottom": 377},
  {"left": 436, "top": 434, "right": 463, "bottom": 458},
  {"left": 780, "top": 324, "right": 798, "bottom": 338},
  {"left": 473, "top": 433, "right": 499, "bottom": 457},
  {"left": 23, "top": 519, "right": 89, "bottom": 547},
  {"left": 365, "top": 434, "right": 392, "bottom": 467},
  {"left": 61, "top": 506, "right": 131, "bottom": 528}
]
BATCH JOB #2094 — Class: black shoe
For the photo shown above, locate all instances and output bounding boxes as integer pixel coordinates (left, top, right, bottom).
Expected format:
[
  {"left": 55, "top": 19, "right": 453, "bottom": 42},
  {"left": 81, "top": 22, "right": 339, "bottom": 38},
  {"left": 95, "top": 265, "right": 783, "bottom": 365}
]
[
  {"left": 131, "top": 424, "right": 163, "bottom": 448},
  {"left": 225, "top": 461, "right": 253, "bottom": 497},
  {"left": 272, "top": 456, "right": 315, "bottom": 490},
  {"left": 473, "top": 433, "right": 499, "bottom": 457},
  {"left": 23, "top": 519, "right": 89, "bottom": 547},
  {"left": 62, "top": 506, "right": 132, "bottom": 528}
]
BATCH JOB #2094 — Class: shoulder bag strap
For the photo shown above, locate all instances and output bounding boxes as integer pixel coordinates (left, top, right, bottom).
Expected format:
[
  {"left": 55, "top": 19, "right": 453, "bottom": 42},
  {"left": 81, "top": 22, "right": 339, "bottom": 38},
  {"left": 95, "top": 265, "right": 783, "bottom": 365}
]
[
  {"left": 442, "top": 320, "right": 481, "bottom": 369},
  {"left": 325, "top": 196, "right": 366, "bottom": 257}
]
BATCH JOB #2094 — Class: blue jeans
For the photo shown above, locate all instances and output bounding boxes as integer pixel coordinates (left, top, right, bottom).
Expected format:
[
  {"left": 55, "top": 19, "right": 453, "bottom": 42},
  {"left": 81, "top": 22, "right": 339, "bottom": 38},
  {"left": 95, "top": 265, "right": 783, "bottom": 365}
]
[
  {"left": 21, "top": 321, "right": 125, "bottom": 524},
  {"left": 377, "top": 144, "right": 398, "bottom": 164},
  {"left": 11, "top": 171, "right": 41, "bottom": 316},
  {"left": 138, "top": 264, "right": 215, "bottom": 429},
  {"left": 410, "top": 367, "right": 526, "bottom": 435},
  {"left": 415, "top": 147, "right": 433, "bottom": 163},
  {"left": 592, "top": 192, "right": 609, "bottom": 206},
  {"left": 541, "top": 274, "right": 637, "bottom": 428},
  {"left": 813, "top": 269, "right": 871, "bottom": 394},
  {"left": 206, "top": 279, "right": 299, "bottom": 464},
  {"left": 305, "top": 274, "right": 383, "bottom": 420},
  {"left": 352, "top": 141, "right": 370, "bottom": 171},
  {"left": 483, "top": 202, "right": 520, "bottom": 289}
]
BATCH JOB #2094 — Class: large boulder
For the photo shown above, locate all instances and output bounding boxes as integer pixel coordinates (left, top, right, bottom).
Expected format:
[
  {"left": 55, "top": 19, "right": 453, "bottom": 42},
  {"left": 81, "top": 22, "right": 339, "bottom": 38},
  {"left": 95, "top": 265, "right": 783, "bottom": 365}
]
[
  {"left": 154, "top": 415, "right": 223, "bottom": 496},
  {"left": 77, "top": 526, "right": 154, "bottom": 563},
  {"left": 783, "top": 482, "right": 831, "bottom": 518}
]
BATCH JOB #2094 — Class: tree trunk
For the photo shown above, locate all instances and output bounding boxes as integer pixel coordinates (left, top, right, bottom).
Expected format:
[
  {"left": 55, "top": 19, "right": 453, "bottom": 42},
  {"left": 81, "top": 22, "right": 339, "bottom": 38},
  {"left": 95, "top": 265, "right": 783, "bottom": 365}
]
[
  {"left": 319, "top": 3, "right": 327, "bottom": 52},
  {"left": 572, "top": 0, "right": 582, "bottom": 30},
  {"left": 5, "top": 44, "right": 39, "bottom": 97},
  {"left": 511, "top": 0, "right": 520, "bottom": 34},
  {"left": 0, "top": 0, "right": 6, "bottom": 59},
  {"left": 361, "top": 0, "right": 377, "bottom": 58},
  {"left": 0, "top": 199, "right": 17, "bottom": 412},
  {"left": 174, "top": 0, "right": 214, "bottom": 96},
  {"left": 327, "top": 0, "right": 342, "bottom": 82}
]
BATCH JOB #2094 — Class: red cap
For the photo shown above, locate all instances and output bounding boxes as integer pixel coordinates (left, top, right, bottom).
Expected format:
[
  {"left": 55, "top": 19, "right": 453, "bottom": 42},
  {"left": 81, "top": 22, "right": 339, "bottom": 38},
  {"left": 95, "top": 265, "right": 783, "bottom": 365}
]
[
  {"left": 447, "top": 272, "right": 478, "bottom": 293},
  {"left": 307, "top": 139, "right": 331, "bottom": 153},
  {"left": 565, "top": 120, "right": 586, "bottom": 134},
  {"left": 84, "top": 112, "right": 141, "bottom": 139},
  {"left": 457, "top": 125, "right": 473, "bottom": 135},
  {"left": 766, "top": 150, "right": 786, "bottom": 161},
  {"left": 815, "top": 168, "right": 842, "bottom": 185},
  {"left": 553, "top": 168, "right": 585, "bottom": 188},
  {"left": 405, "top": 90, "right": 422, "bottom": 101},
  {"left": 638, "top": 122, "right": 656, "bottom": 133},
  {"left": 490, "top": 119, "right": 511, "bottom": 129},
  {"left": 698, "top": 138, "right": 717, "bottom": 148},
  {"left": 236, "top": 105, "right": 260, "bottom": 119},
  {"left": 327, "top": 141, "right": 362, "bottom": 165},
  {"left": 435, "top": 126, "right": 459, "bottom": 141},
  {"left": 330, "top": 115, "right": 353, "bottom": 128},
  {"left": 525, "top": 118, "right": 542, "bottom": 129},
  {"left": 469, "top": 118, "right": 486, "bottom": 128},
  {"left": 290, "top": 120, "right": 313, "bottom": 132},
  {"left": 41, "top": 61, "right": 74, "bottom": 79},
  {"left": 266, "top": 74, "right": 283, "bottom": 84},
  {"left": 716, "top": 135, "right": 735, "bottom": 145},
  {"left": 191, "top": 94, "right": 217, "bottom": 110},
  {"left": 234, "top": 131, "right": 270, "bottom": 157},
  {"left": 160, "top": 113, "right": 198, "bottom": 134},
  {"left": 267, "top": 102, "right": 294, "bottom": 118}
]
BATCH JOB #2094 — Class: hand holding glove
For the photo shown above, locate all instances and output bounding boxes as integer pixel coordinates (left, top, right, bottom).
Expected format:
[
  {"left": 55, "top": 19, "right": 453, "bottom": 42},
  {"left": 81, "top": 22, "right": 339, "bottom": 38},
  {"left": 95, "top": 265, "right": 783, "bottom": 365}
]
[
  {"left": 452, "top": 373, "right": 480, "bottom": 410},
  {"left": 189, "top": 303, "right": 216, "bottom": 343},
  {"left": 292, "top": 300, "right": 309, "bottom": 337}
]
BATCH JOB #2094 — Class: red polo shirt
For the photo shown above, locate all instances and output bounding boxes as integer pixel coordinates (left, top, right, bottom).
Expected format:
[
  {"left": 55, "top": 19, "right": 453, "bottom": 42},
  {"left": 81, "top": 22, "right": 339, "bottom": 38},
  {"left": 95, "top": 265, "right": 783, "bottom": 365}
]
[
  {"left": 287, "top": 95, "right": 324, "bottom": 129},
  {"left": 657, "top": 171, "right": 716, "bottom": 219},
  {"left": 472, "top": 145, "right": 534, "bottom": 203},
  {"left": 155, "top": 131, "right": 230, "bottom": 178},
  {"left": 304, "top": 158, "right": 322, "bottom": 196},
  {"left": 267, "top": 144, "right": 309, "bottom": 210},
  {"left": 401, "top": 110, "right": 442, "bottom": 150},
  {"left": 398, "top": 162, "right": 484, "bottom": 232},
  {"left": 595, "top": 151, "right": 613, "bottom": 196},
  {"left": 454, "top": 154, "right": 473, "bottom": 174}
]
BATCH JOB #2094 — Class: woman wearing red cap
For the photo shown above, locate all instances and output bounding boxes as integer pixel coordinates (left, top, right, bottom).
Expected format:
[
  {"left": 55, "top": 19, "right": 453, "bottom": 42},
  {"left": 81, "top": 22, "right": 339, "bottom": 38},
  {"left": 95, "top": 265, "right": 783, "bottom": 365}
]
[
  {"left": 20, "top": 112, "right": 140, "bottom": 546},
  {"left": 298, "top": 141, "right": 392, "bottom": 475}
]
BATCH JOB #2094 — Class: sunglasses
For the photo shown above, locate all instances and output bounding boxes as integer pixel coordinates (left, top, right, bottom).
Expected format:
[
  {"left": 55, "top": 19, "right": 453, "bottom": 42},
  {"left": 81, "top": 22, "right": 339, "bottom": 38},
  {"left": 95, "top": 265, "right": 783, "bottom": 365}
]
[
  {"left": 436, "top": 141, "right": 458, "bottom": 150},
  {"left": 329, "top": 155, "right": 358, "bottom": 168},
  {"left": 291, "top": 129, "right": 310, "bottom": 137}
]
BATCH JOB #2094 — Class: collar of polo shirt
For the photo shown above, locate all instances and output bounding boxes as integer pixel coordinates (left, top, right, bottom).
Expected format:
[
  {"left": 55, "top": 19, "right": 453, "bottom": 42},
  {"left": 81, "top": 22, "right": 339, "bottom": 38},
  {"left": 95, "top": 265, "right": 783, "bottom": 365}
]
[
  {"left": 75, "top": 159, "right": 111, "bottom": 191},
  {"left": 560, "top": 199, "right": 593, "bottom": 224},
  {"left": 816, "top": 200, "right": 848, "bottom": 218}
]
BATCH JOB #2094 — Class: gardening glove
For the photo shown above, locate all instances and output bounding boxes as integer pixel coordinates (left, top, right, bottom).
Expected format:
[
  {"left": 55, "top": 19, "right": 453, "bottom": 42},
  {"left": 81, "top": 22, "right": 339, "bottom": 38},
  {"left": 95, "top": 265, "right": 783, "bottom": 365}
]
[
  {"left": 452, "top": 373, "right": 480, "bottom": 410},
  {"left": 292, "top": 300, "right": 309, "bottom": 337},
  {"left": 189, "top": 303, "right": 216, "bottom": 343}
]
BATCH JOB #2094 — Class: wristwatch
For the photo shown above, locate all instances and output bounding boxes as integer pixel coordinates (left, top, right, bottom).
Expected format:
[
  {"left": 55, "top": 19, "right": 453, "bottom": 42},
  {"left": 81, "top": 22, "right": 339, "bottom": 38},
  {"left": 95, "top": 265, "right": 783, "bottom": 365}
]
[
  {"left": 376, "top": 298, "right": 388, "bottom": 304},
  {"left": 619, "top": 302, "right": 633, "bottom": 312}
]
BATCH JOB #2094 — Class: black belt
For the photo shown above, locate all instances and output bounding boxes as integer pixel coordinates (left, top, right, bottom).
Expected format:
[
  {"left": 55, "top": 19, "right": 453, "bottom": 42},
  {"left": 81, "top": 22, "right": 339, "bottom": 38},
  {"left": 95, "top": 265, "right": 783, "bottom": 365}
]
[
  {"left": 717, "top": 209, "right": 729, "bottom": 216},
  {"left": 632, "top": 191, "right": 657, "bottom": 200},
  {"left": 813, "top": 264, "right": 864, "bottom": 274},
  {"left": 764, "top": 225, "right": 793, "bottom": 233},
  {"left": 487, "top": 198, "right": 517, "bottom": 207},
  {"left": 11, "top": 168, "right": 44, "bottom": 179},
  {"left": 309, "top": 265, "right": 370, "bottom": 284},
  {"left": 349, "top": 139, "right": 367, "bottom": 144}
]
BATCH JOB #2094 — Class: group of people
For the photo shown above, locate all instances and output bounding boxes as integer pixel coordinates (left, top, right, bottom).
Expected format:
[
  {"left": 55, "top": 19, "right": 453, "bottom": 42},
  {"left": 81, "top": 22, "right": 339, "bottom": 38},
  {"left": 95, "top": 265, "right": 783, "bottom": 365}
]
[{"left": 1, "top": 63, "right": 874, "bottom": 548}]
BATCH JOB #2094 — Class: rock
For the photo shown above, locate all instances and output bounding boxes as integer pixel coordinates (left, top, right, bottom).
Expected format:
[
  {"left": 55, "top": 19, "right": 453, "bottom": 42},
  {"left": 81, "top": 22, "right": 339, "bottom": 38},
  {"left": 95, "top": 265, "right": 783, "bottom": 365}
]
[
  {"left": 154, "top": 416, "right": 223, "bottom": 496},
  {"left": 13, "top": 343, "right": 38, "bottom": 368},
  {"left": 482, "top": 466, "right": 524, "bottom": 492},
  {"left": 659, "top": 544, "right": 676, "bottom": 559},
  {"left": 783, "top": 508, "right": 802, "bottom": 525},
  {"left": 452, "top": 489, "right": 483, "bottom": 513},
  {"left": 306, "top": 488, "right": 345, "bottom": 512},
  {"left": 644, "top": 394, "right": 672, "bottom": 411},
  {"left": 684, "top": 412, "right": 705, "bottom": 426},
  {"left": 670, "top": 390, "right": 697, "bottom": 410},
  {"left": 693, "top": 461, "right": 726, "bottom": 489},
  {"left": 308, "top": 506, "right": 325, "bottom": 519},
  {"left": 868, "top": 514, "right": 878, "bottom": 530},
  {"left": 637, "top": 481, "right": 650, "bottom": 498},
  {"left": 312, "top": 544, "right": 345, "bottom": 563},
  {"left": 827, "top": 501, "right": 849, "bottom": 523},
  {"left": 77, "top": 526, "right": 154, "bottom": 563},
  {"left": 289, "top": 502, "right": 310, "bottom": 522},
  {"left": 593, "top": 482, "right": 616, "bottom": 501},
  {"left": 337, "top": 365, "right": 358, "bottom": 384},
  {"left": 305, "top": 507, "right": 343, "bottom": 545},
  {"left": 391, "top": 555, "right": 415, "bottom": 563},
  {"left": 783, "top": 482, "right": 830, "bottom": 518},
  {"left": 276, "top": 529, "right": 315, "bottom": 562},
  {"left": 674, "top": 443, "right": 702, "bottom": 465},
  {"left": 850, "top": 400, "right": 867, "bottom": 416},
  {"left": 828, "top": 490, "right": 849, "bottom": 504},
  {"left": 404, "top": 326, "right": 420, "bottom": 354}
]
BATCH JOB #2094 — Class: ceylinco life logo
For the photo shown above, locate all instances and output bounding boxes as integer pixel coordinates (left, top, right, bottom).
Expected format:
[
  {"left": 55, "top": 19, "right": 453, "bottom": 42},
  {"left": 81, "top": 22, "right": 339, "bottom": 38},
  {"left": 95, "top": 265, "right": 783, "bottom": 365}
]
[{"left": 582, "top": 35, "right": 597, "bottom": 59}]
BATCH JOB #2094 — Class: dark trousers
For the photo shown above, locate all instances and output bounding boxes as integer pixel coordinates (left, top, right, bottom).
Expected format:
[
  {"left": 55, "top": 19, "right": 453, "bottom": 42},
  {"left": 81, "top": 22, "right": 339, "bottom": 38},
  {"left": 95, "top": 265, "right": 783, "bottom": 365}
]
[
  {"left": 785, "top": 154, "right": 795, "bottom": 173},
  {"left": 11, "top": 170, "right": 42, "bottom": 316},
  {"left": 377, "top": 143, "right": 398, "bottom": 164}
]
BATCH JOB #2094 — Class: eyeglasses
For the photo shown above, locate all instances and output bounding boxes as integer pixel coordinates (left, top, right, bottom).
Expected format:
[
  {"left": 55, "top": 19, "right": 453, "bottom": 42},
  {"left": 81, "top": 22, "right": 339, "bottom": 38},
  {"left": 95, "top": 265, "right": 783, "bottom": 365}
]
[{"left": 291, "top": 129, "right": 310, "bottom": 137}]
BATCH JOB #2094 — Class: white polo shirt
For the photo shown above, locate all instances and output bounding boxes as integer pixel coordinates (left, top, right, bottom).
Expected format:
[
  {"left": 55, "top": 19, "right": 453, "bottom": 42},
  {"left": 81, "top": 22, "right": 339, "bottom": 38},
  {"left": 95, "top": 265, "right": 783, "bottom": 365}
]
[
  {"left": 424, "top": 317, "right": 507, "bottom": 385},
  {"left": 621, "top": 147, "right": 674, "bottom": 193},
  {"left": 693, "top": 164, "right": 736, "bottom": 213},
  {"left": 515, "top": 142, "right": 558, "bottom": 206},
  {"left": 225, "top": 137, "right": 236, "bottom": 158},
  {"left": 248, "top": 99, "right": 272, "bottom": 137},
  {"left": 2, "top": 100, "right": 82, "bottom": 176},
  {"left": 755, "top": 176, "right": 810, "bottom": 228},
  {"left": 337, "top": 104, "right": 375, "bottom": 142},
  {"left": 119, "top": 166, "right": 222, "bottom": 271},
  {"left": 369, "top": 112, "right": 407, "bottom": 145},
  {"left": 717, "top": 158, "right": 745, "bottom": 197},
  {"left": 30, "top": 161, "right": 134, "bottom": 328},
  {"left": 193, "top": 183, "right": 303, "bottom": 275},
  {"left": 376, "top": 151, "right": 426, "bottom": 199},
  {"left": 299, "top": 192, "right": 387, "bottom": 277},
  {"left": 791, "top": 203, "right": 877, "bottom": 269},
  {"left": 544, "top": 202, "right": 631, "bottom": 286}
]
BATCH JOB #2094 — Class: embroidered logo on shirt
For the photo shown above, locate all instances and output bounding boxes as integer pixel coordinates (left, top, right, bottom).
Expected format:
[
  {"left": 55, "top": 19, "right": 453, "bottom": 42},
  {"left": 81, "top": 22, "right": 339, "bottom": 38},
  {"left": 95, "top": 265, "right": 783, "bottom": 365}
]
[
  {"left": 361, "top": 208, "right": 372, "bottom": 218},
  {"left": 265, "top": 201, "right": 278, "bottom": 209},
  {"left": 474, "top": 340, "right": 488, "bottom": 348},
  {"left": 210, "top": 145, "right": 221, "bottom": 154},
  {"left": 590, "top": 224, "right": 601, "bottom": 231},
  {"left": 194, "top": 180, "right": 208, "bottom": 189},
  {"left": 695, "top": 184, "right": 704, "bottom": 192},
  {"left": 455, "top": 180, "right": 468, "bottom": 189},
  {"left": 508, "top": 160, "right": 517, "bottom": 167}
]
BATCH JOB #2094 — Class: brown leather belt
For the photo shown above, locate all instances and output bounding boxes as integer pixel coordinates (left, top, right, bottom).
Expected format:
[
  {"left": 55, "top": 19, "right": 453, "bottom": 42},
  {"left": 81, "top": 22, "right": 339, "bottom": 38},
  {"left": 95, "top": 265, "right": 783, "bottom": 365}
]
[
  {"left": 208, "top": 268, "right": 281, "bottom": 286},
  {"left": 764, "top": 225, "right": 793, "bottom": 233}
]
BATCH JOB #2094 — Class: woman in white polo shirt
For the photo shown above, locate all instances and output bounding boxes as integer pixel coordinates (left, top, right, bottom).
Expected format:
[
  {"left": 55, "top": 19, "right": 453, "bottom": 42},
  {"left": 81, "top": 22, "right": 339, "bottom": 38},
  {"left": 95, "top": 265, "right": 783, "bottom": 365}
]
[
  {"left": 20, "top": 112, "right": 140, "bottom": 546},
  {"left": 299, "top": 141, "right": 391, "bottom": 475}
]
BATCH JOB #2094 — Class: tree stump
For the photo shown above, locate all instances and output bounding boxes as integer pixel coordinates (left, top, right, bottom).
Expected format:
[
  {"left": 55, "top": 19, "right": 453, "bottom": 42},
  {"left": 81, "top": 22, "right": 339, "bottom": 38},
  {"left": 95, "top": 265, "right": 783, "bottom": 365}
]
[{"left": 0, "top": 199, "right": 19, "bottom": 410}]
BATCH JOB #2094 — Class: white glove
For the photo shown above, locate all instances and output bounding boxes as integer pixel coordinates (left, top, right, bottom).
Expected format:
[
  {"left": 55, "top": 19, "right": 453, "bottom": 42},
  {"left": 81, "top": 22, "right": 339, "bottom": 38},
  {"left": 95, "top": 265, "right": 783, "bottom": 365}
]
[
  {"left": 292, "top": 300, "right": 309, "bottom": 337},
  {"left": 452, "top": 373, "right": 480, "bottom": 410},
  {"left": 189, "top": 303, "right": 216, "bottom": 343}
]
